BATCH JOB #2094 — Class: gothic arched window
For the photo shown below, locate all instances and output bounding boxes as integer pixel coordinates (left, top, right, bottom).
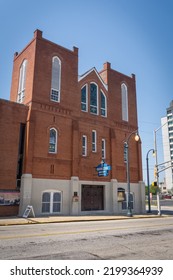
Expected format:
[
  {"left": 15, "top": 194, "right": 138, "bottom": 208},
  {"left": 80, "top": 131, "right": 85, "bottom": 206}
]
[
  {"left": 17, "top": 59, "right": 27, "bottom": 103},
  {"left": 121, "top": 83, "right": 128, "bottom": 121},
  {"left": 81, "top": 84, "right": 88, "bottom": 111},
  {"left": 100, "top": 90, "right": 107, "bottom": 117},
  {"left": 50, "top": 56, "right": 61, "bottom": 102},
  {"left": 90, "top": 83, "right": 98, "bottom": 115},
  {"left": 49, "top": 128, "right": 57, "bottom": 153}
]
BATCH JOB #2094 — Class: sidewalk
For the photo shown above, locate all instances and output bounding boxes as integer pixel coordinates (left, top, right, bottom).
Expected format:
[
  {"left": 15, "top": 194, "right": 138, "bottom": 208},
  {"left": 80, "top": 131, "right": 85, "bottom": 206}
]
[{"left": 0, "top": 212, "right": 166, "bottom": 226}]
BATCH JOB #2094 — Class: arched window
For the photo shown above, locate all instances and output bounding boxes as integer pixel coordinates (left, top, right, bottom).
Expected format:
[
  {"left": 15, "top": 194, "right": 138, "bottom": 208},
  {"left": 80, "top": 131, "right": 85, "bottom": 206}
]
[
  {"left": 81, "top": 84, "right": 88, "bottom": 112},
  {"left": 90, "top": 83, "right": 98, "bottom": 114},
  {"left": 49, "top": 128, "right": 57, "bottom": 153},
  {"left": 121, "top": 83, "right": 128, "bottom": 121},
  {"left": 42, "top": 191, "right": 62, "bottom": 213},
  {"left": 42, "top": 192, "right": 51, "bottom": 213},
  {"left": 50, "top": 56, "right": 61, "bottom": 102},
  {"left": 53, "top": 192, "right": 62, "bottom": 212},
  {"left": 100, "top": 90, "right": 107, "bottom": 117},
  {"left": 17, "top": 59, "right": 27, "bottom": 103}
]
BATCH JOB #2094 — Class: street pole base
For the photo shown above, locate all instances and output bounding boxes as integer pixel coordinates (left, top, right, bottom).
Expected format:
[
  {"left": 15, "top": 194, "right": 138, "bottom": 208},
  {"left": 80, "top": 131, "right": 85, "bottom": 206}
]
[{"left": 127, "top": 210, "right": 133, "bottom": 217}]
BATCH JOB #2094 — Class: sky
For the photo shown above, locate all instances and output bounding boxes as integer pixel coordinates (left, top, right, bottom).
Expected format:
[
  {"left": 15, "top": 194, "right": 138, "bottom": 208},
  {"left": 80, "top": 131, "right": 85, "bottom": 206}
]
[{"left": 0, "top": 0, "right": 173, "bottom": 184}]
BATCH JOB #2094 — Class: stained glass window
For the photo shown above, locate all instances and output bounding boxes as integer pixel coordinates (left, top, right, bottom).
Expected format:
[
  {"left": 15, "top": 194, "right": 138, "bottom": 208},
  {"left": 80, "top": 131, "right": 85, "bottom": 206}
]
[
  {"left": 49, "top": 128, "right": 57, "bottom": 153},
  {"left": 90, "top": 83, "right": 98, "bottom": 114},
  {"left": 81, "top": 85, "right": 87, "bottom": 111},
  {"left": 101, "top": 91, "right": 107, "bottom": 117}
]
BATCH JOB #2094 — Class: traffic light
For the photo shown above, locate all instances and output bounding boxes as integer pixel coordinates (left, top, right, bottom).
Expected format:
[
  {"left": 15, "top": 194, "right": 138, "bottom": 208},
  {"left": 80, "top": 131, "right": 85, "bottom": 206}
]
[
  {"left": 154, "top": 165, "right": 157, "bottom": 178},
  {"left": 152, "top": 181, "right": 157, "bottom": 187}
]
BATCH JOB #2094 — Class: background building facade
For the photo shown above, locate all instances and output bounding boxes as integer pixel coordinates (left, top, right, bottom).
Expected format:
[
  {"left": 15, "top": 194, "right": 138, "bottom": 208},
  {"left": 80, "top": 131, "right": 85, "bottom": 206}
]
[
  {"left": 0, "top": 30, "right": 145, "bottom": 216},
  {"left": 161, "top": 101, "right": 173, "bottom": 192}
]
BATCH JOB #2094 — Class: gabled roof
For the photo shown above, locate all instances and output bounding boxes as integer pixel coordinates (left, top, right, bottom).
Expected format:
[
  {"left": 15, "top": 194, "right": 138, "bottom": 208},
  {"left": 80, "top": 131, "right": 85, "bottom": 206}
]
[{"left": 78, "top": 67, "right": 108, "bottom": 91}]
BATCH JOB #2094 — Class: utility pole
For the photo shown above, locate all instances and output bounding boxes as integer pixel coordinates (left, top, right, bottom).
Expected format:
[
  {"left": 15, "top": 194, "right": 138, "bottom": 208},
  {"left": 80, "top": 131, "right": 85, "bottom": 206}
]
[{"left": 154, "top": 121, "right": 168, "bottom": 215}]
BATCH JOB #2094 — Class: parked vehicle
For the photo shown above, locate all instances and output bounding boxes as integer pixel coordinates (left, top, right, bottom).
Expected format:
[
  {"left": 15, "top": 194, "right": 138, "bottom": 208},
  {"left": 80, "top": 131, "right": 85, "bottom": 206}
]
[{"left": 162, "top": 194, "right": 172, "bottom": 199}]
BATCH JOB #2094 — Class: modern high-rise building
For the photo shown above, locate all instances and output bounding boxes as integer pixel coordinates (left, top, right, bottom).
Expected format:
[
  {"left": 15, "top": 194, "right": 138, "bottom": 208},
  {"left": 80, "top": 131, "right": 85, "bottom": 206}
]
[{"left": 161, "top": 101, "right": 173, "bottom": 192}]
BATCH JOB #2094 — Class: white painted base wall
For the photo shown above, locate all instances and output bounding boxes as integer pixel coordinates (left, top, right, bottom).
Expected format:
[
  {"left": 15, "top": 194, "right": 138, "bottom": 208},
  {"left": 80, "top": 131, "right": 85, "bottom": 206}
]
[{"left": 19, "top": 174, "right": 146, "bottom": 217}]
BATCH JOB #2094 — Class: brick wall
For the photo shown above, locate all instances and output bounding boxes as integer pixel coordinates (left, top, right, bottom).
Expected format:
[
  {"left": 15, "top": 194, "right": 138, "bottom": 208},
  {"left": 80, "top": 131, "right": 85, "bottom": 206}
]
[
  {"left": 6, "top": 30, "right": 142, "bottom": 186},
  {"left": 0, "top": 205, "right": 19, "bottom": 217},
  {"left": 0, "top": 99, "right": 28, "bottom": 190}
]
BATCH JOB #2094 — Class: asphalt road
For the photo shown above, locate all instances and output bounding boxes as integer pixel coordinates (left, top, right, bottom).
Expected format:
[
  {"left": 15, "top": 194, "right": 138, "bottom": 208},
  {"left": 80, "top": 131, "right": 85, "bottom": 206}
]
[
  {"left": 149, "top": 199, "right": 173, "bottom": 216},
  {"left": 1, "top": 216, "right": 173, "bottom": 260}
]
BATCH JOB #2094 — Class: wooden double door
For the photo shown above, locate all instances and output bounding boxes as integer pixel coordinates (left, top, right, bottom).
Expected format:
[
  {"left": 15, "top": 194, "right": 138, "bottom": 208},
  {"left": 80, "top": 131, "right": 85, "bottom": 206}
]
[{"left": 81, "top": 185, "right": 104, "bottom": 211}]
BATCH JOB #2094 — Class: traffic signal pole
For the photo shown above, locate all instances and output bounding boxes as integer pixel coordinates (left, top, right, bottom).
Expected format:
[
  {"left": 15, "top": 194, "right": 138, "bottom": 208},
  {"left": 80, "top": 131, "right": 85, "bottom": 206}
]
[
  {"left": 154, "top": 121, "right": 169, "bottom": 215},
  {"left": 146, "top": 149, "right": 155, "bottom": 213},
  {"left": 154, "top": 128, "right": 161, "bottom": 215}
]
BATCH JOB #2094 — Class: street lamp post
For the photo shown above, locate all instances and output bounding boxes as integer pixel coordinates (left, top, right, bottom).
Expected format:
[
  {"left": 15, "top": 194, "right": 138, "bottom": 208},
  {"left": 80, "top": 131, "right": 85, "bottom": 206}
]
[
  {"left": 146, "top": 149, "right": 155, "bottom": 213},
  {"left": 154, "top": 121, "right": 168, "bottom": 216},
  {"left": 124, "top": 130, "right": 140, "bottom": 217}
]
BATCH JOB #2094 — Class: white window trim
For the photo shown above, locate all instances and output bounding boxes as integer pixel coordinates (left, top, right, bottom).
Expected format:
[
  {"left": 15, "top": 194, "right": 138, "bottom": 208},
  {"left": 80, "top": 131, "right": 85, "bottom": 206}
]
[
  {"left": 17, "top": 59, "right": 27, "bottom": 103},
  {"left": 100, "top": 90, "right": 107, "bottom": 117},
  {"left": 81, "top": 84, "right": 88, "bottom": 112},
  {"left": 92, "top": 130, "right": 97, "bottom": 152},
  {"left": 49, "top": 128, "right": 58, "bottom": 154},
  {"left": 82, "top": 135, "right": 87, "bottom": 156},
  {"left": 90, "top": 82, "right": 98, "bottom": 115},
  {"left": 121, "top": 83, "right": 128, "bottom": 122},
  {"left": 78, "top": 67, "right": 108, "bottom": 91},
  {"left": 42, "top": 191, "right": 62, "bottom": 214},
  {"left": 50, "top": 56, "right": 61, "bottom": 103}
]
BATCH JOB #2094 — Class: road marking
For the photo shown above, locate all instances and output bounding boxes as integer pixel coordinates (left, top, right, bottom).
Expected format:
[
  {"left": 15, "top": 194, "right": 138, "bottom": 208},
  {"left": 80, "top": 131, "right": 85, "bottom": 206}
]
[{"left": 0, "top": 222, "right": 173, "bottom": 240}]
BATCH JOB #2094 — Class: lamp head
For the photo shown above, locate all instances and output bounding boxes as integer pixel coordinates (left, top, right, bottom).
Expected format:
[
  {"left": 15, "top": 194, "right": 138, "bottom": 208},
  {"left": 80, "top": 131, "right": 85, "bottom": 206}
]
[{"left": 134, "top": 132, "right": 140, "bottom": 142}]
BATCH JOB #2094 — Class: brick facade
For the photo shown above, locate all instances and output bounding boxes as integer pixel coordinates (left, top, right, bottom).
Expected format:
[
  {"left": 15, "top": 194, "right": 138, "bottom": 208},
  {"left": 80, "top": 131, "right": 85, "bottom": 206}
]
[
  {"left": 0, "top": 99, "right": 28, "bottom": 189},
  {"left": 0, "top": 30, "right": 144, "bottom": 216}
]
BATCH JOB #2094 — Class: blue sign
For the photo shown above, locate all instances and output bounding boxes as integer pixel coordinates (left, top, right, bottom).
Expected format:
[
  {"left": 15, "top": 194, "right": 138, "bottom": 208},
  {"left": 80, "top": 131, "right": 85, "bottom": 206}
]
[{"left": 96, "top": 161, "right": 111, "bottom": 177}]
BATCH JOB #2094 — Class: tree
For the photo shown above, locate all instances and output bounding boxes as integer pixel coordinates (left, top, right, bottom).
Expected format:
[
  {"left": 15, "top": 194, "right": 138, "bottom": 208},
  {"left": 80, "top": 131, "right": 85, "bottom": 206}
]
[{"left": 145, "top": 184, "right": 159, "bottom": 195}]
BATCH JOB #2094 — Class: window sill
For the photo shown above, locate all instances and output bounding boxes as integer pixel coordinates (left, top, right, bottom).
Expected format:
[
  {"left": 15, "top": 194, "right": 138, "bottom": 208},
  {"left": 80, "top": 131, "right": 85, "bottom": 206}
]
[{"left": 48, "top": 153, "right": 57, "bottom": 158}]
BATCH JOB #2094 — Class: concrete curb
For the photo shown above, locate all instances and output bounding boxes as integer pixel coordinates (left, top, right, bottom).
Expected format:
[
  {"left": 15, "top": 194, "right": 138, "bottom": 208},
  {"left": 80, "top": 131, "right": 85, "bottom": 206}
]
[{"left": 0, "top": 214, "right": 168, "bottom": 226}]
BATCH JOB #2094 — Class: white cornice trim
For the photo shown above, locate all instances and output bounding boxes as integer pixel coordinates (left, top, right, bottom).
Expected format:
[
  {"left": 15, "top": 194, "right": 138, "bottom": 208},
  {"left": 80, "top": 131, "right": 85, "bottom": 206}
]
[{"left": 78, "top": 67, "right": 108, "bottom": 91}]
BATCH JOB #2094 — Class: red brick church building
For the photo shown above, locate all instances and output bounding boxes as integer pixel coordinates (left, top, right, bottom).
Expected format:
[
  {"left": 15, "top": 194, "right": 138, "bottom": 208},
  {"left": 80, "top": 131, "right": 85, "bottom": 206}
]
[{"left": 0, "top": 30, "right": 145, "bottom": 217}]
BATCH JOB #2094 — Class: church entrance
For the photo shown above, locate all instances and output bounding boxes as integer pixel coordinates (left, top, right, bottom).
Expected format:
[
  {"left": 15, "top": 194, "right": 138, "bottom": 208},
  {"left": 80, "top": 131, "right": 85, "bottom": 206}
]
[{"left": 81, "top": 185, "right": 104, "bottom": 211}]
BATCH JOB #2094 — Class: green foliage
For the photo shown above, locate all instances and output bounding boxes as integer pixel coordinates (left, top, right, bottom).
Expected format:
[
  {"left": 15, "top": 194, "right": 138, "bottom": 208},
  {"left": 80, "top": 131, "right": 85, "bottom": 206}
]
[
  {"left": 145, "top": 186, "right": 148, "bottom": 195},
  {"left": 145, "top": 185, "right": 159, "bottom": 195}
]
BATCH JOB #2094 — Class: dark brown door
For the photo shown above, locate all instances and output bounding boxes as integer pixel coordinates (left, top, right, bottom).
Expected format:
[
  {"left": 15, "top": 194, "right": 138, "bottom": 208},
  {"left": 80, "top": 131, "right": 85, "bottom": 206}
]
[{"left": 81, "top": 185, "right": 104, "bottom": 211}]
